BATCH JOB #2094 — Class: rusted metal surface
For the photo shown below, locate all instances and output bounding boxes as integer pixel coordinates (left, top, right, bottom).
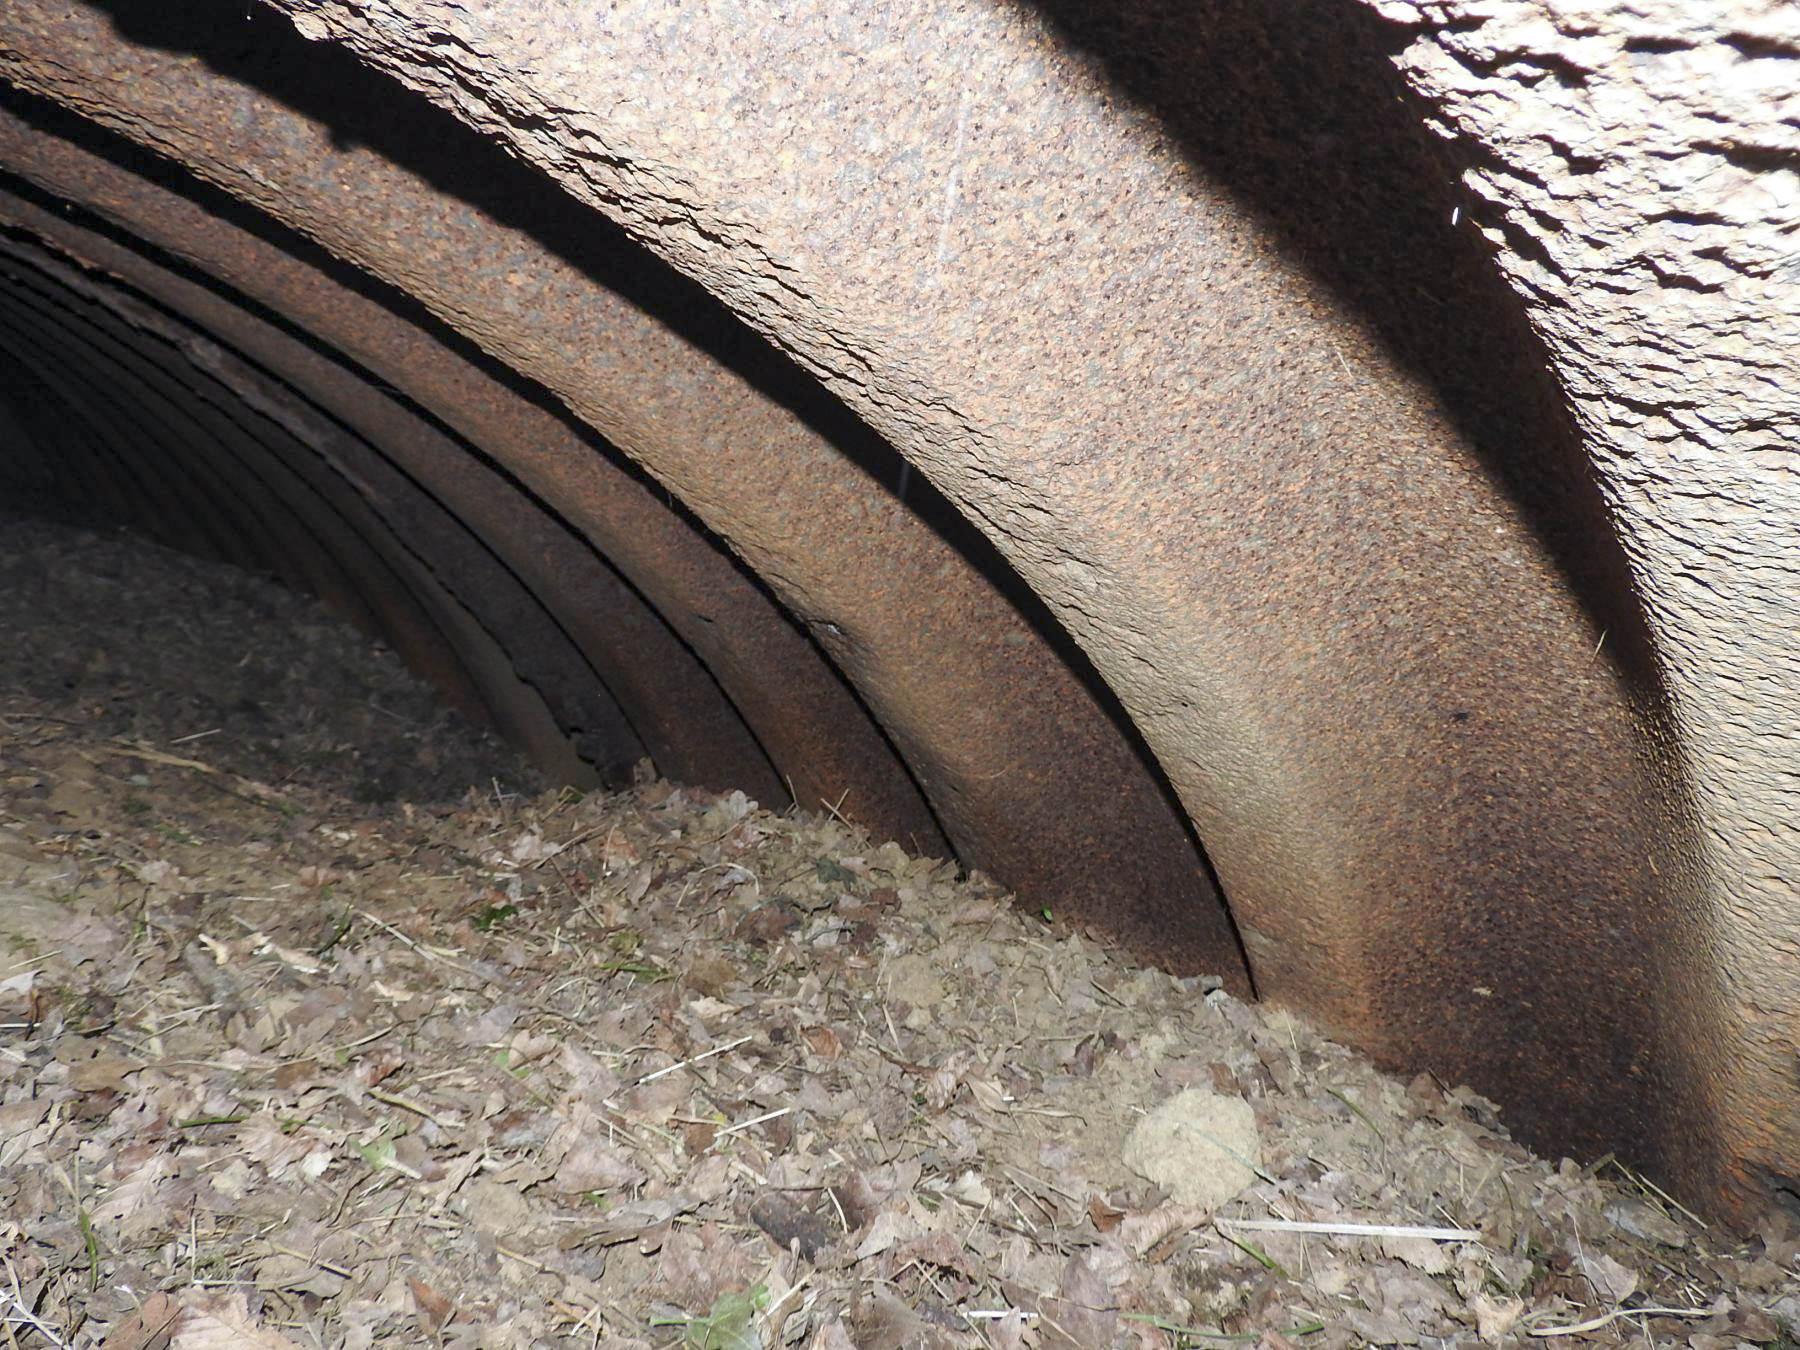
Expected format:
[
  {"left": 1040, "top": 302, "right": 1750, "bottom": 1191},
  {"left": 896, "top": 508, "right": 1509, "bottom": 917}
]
[
  {"left": 0, "top": 99, "right": 942, "bottom": 858},
  {"left": 0, "top": 250, "right": 541, "bottom": 749},
  {"left": 0, "top": 190, "right": 671, "bottom": 787},
  {"left": 0, "top": 119, "right": 786, "bottom": 809},
  {"left": 1347, "top": 0, "right": 1800, "bottom": 1213},
  {"left": 2, "top": 0, "right": 1793, "bottom": 1221},
  {"left": 0, "top": 3, "right": 1246, "bottom": 988}
]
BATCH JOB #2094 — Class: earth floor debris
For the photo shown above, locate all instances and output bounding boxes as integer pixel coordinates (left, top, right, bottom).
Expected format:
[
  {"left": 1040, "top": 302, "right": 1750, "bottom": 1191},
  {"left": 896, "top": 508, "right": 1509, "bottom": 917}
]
[{"left": 1, "top": 513, "right": 1795, "bottom": 1348}]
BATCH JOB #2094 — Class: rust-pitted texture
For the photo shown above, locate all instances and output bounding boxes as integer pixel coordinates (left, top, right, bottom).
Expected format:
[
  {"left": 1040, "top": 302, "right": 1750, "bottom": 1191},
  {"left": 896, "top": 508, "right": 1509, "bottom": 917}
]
[
  {"left": 2, "top": 0, "right": 1794, "bottom": 1222},
  {"left": 179, "top": 0, "right": 1731, "bottom": 1195},
  {"left": 0, "top": 244, "right": 577, "bottom": 763},
  {"left": 0, "top": 2, "right": 1245, "bottom": 987},
  {"left": 0, "top": 169, "right": 767, "bottom": 798},
  {"left": 1353, "top": 0, "right": 1800, "bottom": 1212},
  {"left": 0, "top": 100, "right": 943, "bottom": 855}
]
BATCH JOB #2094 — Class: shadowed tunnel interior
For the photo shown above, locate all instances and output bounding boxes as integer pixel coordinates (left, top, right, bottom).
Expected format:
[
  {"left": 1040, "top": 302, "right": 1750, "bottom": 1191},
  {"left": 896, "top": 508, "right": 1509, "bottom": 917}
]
[
  {"left": 0, "top": 0, "right": 1791, "bottom": 1226},
  {"left": 0, "top": 0, "right": 1251, "bottom": 991}
]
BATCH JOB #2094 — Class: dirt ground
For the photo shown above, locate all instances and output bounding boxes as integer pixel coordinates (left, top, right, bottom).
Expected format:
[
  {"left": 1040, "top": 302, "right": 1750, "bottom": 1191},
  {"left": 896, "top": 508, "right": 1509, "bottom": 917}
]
[{"left": 0, "top": 512, "right": 1794, "bottom": 1350}]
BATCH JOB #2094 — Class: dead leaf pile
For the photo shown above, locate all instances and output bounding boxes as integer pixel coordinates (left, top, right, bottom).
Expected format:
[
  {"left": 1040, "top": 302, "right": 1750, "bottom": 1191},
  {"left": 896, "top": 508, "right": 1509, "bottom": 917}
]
[{"left": 1, "top": 517, "right": 1795, "bottom": 1348}]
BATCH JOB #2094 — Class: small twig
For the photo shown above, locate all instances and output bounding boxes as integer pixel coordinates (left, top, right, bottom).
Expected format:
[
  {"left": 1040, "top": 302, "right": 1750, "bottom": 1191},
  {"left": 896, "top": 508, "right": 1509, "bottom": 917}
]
[
  {"left": 1609, "top": 1158, "right": 1707, "bottom": 1230},
  {"left": 366, "top": 1087, "right": 462, "bottom": 1130},
  {"left": 1000, "top": 1164, "right": 1085, "bottom": 1205},
  {"left": 519, "top": 820, "right": 609, "bottom": 869},
  {"left": 269, "top": 1242, "right": 352, "bottom": 1279},
  {"left": 494, "top": 1245, "right": 552, "bottom": 1273},
  {"left": 3, "top": 1261, "right": 69, "bottom": 1347},
  {"left": 340, "top": 1023, "right": 400, "bottom": 1050},
  {"left": 1124, "top": 1312, "right": 1326, "bottom": 1341},
  {"left": 819, "top": 788, "right": 854, "bottom": 825},
  {"left": 104, "top": 738, "right": 218, "bottom": 774},
  {"left": 1087, "top": 978, "right": 1126, "bottom": 1009},
  {"left": 355, "top": 910, "right": 481, "bottom": 976}
]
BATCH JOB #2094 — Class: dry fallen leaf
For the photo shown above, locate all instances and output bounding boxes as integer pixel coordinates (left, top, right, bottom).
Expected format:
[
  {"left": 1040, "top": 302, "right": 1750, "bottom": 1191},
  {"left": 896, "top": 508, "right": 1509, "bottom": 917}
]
[
  {"left": 1381, "top": 1231, "right": 1451, "bottom": 1275},
  {"left": 1040, "top": 1250, "right": 1119, "bottom": 1350},
  {"left": 750, "top": 1191, "right": 840, "bottom": 1260},
  {"left": 172, "top": 1291, "right": 309, "bottom": 1349},
  {"left": 1116, "top": 1203, "right": 1210, "bottom": 1256},
  {"left": 1577, "top": 1250, "right": 1640, "bottom": 1305},
  {"left": 1471, "top": 1292, "right": 1525, "bottom": 1341},
  {"left": 101, "top": 1292, "right": 180, "bottom": 1350},
  {"left": 800, "top": 1024, "right": 843, "bottom": 1059},
  {"left": 554, "top": 1138, "right": 646, "bottom": 1195},
  {"left": 408, "top": 1277, "right": 456, "bottom": 1331},
  {"left": 66, "top": 1051, "right": 144, "bottom": 1093},
  {"left": 0, "top": 517, "right": 1776, "bottom": 1350}
]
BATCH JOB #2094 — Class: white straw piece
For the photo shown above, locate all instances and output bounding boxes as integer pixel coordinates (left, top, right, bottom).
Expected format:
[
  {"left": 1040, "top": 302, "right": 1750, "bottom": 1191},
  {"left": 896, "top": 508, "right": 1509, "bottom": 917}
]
[
  {"left": 713, "top": 1106, "right": 793, "bottom": 1140},
  {"left": 1525, "top": 1304, "right": 1715, "bottom": 1337},
  {"left": 636, "top": 1034, "right": 754, "bottom": 1084},
  {"left": 1216, "top": 1219, "right": 1481, "bottom": 1242}
]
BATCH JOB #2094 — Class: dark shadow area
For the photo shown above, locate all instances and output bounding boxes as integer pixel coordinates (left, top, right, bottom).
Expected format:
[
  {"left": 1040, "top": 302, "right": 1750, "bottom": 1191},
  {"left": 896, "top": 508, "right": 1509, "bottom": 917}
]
[
  {"left": 1021, "top": 0, "right": 1670, "bottom": 704},
  {"left": 0, "top": 361, "right": 89, "bottom": 522}
]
